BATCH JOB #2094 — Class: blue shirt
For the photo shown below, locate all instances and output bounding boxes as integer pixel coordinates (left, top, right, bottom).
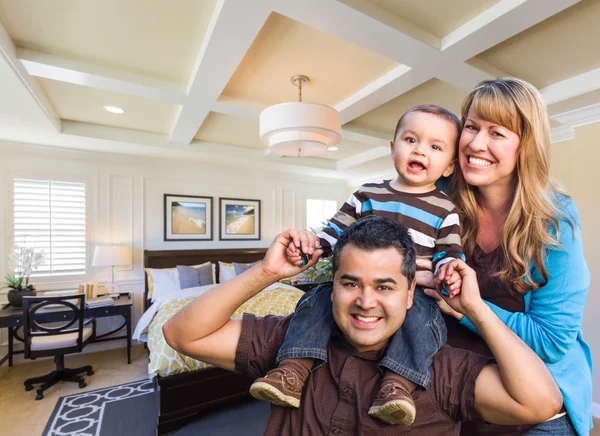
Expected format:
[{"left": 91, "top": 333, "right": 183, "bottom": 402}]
[{"left": 459, "top": 196, "right": 592, "bottom": 435}]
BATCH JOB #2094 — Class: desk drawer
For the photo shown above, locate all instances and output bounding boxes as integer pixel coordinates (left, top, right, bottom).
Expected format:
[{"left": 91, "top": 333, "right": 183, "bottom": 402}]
[{"left": 86, "top": 305, "right": 129, "bottom": 318}]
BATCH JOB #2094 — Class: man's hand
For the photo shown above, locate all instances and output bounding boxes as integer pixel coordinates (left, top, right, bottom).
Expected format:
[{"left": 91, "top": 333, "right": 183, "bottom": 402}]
[{"left": 262, "top": 229, "right": 323, "bottom": 280}]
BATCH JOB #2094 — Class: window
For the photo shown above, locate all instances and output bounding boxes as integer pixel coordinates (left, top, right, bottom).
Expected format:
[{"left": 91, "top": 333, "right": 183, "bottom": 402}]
[
  {"left": 13, "top": 178, "right": 87, "bottom": 276},
  {"left": 306, "top": 199, "right": 337, "bottom": 231}
]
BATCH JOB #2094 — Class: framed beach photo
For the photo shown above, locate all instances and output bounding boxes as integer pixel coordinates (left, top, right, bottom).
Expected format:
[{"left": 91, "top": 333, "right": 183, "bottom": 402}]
[
  {"left": 164, "top": 194, "right": 213, "bottom": 241},
  {"left": 219, "top": 198, "right": 261, "bottom": 241}
]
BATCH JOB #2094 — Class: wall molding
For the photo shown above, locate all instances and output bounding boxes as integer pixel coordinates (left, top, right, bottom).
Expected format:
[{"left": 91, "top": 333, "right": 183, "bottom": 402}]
[
  {"left": 551, "top": 103, "right": 600, "bottom": 129},
  {"left": 550, "top": 125, "right": 576, "bottom": 144}
]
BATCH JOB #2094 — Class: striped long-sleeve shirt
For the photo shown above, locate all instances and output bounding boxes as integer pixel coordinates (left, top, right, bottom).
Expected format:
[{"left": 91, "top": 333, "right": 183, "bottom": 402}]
[{"left": 317, "top": 181, "right": 465, "bottom": 272}]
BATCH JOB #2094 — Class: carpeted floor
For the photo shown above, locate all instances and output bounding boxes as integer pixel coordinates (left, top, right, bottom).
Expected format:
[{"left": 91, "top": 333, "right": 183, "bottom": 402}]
[{"left": 42, "top": 379, "right": 270, "bottom": 436}]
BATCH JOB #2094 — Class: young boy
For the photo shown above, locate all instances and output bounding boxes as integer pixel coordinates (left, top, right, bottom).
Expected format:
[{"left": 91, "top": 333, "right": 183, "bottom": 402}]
[{"left": 250, "top": 104, "right": 465, "bottom": 425}]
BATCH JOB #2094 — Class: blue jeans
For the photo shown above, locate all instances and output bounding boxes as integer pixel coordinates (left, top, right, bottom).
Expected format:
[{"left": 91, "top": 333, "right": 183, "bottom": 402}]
[
  {"left": 276, "top": 282, "right": 447, "bottom": 388},
  {"left": 524, "top": 415, "right": 576, "bottom": 435}
]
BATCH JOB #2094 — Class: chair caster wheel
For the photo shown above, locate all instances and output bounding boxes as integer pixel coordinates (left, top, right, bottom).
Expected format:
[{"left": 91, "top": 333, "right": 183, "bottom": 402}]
[
  {"left": 36, "top": 393, "right": 43, "bottom": 400},
  {"left": 87, "top": 370, "right": 94, "bottom": 376},
  {"left": 25, "top": 385, "right": 33, "bottom": 391},
  {"left": 79, "top": 381, "right": 87, "bottom": 389}
]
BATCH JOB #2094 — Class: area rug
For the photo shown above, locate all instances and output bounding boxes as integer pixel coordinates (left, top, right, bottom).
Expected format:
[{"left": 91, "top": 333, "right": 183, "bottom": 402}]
[{"left": 42, "top": 379, "right": 271, "bottom": 435}]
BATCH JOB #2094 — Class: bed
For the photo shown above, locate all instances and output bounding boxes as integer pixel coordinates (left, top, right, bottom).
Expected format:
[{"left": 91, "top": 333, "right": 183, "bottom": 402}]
[{"left": 137, "top": 248, "right": 304, "bottom": 435}]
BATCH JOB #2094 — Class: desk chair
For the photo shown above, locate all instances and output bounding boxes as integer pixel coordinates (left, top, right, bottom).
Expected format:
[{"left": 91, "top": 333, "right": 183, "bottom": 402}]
[{"left": 22, "top": 294, "right": 96, "bottom": 400}]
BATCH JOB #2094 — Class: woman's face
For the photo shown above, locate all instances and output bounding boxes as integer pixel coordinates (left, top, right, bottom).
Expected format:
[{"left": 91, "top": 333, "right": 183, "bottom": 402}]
[{"left": 458, "top": 107, "right": 521, "bottom": 190}]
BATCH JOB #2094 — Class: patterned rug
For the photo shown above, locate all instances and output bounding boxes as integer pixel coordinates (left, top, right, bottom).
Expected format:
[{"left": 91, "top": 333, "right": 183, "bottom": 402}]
[
  {"left": 43, "top": 379, "right": 156, "bottom": 436},
  {"left": 43, "top": 379, "right": 271, "bottom": 435}
]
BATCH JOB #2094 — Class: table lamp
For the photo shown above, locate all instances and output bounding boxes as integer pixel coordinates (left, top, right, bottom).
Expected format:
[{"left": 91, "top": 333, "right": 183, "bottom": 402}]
[{"left": 92, "top": 245, "right": 131, "bottom": 293}]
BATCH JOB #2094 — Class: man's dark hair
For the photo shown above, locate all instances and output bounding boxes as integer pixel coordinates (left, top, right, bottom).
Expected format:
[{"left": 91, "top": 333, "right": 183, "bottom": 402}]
[
  {"left": 331, "top": 216, "right": 416, "bottom": 285},
  {"left": 393, "top": 104, "right": 461, "bottom": 143}
]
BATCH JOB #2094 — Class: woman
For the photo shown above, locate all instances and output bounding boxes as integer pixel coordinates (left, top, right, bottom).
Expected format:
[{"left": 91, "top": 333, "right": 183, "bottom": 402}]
[{"left": 425, "top": 77, "right": 592, "bottom": 435}]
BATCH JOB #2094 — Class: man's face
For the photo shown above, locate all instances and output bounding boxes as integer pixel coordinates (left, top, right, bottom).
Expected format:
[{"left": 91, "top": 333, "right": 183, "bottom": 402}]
[{"left": 331, "top": 244, "right": 415, "bottom": 353}]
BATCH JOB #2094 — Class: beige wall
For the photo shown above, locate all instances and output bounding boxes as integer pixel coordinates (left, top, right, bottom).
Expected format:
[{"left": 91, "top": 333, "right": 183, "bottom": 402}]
[{"left": 551, "top": 122, "right": 600, "bottom": 407}]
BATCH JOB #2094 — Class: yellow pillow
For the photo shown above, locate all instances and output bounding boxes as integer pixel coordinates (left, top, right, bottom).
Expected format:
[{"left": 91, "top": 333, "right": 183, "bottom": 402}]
[{"left": 145, "top": 262, "right": 214, "bottom": 298}]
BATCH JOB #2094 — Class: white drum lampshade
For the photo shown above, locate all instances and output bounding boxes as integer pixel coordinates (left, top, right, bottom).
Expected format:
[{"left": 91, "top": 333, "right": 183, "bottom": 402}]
[
  {"left": 260, "top": 75, "right": 342, "bottom": 157},
  {"left": 260, "top": 102, "right": 341, "bottom": 157}
]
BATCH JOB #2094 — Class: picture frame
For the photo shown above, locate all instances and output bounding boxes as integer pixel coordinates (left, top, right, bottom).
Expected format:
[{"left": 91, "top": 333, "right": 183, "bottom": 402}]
[
  {"left": 164, "top": 194, "right": 213, "bottom": 241},
  {"left": 219, "top": 198, "right": 261, "bottom": 241}
]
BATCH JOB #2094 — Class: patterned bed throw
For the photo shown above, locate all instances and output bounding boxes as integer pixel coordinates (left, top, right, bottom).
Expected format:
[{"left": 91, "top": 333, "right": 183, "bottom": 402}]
[{"left": 147, "top": 286, "right": 304, "bottom": 377}]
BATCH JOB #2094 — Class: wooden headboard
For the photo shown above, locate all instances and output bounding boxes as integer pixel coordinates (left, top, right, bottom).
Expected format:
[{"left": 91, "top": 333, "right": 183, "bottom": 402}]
[{"left": 143, "top": 248, "right": 268, "bottom": 312}]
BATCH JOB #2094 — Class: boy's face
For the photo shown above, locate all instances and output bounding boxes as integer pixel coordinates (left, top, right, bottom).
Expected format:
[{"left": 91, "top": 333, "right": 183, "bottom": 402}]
[
  {"left": 331, "top": 244, "right": 415, "bottom": 353},
  {"left": 390, "top": 111, "right": 458, "bottom": 191}
]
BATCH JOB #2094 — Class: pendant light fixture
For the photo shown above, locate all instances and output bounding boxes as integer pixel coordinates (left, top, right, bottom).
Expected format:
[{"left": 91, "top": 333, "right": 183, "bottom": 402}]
[{"left": 259, "top": 75, "right": 342, "bottom": 157}]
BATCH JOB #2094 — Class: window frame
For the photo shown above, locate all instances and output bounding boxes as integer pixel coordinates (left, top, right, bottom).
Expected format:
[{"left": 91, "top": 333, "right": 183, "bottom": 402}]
[
  {"left": 6, "top": 170, "right": 92, "bottom": 287},
  {"left": 305, "top": 198, "right": 338, "bottom": 232}
]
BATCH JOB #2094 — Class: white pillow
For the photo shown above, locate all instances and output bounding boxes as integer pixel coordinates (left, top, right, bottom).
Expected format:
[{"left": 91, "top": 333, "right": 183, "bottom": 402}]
[
  {"left": 219, "top": 262, "right": 237, "bottom": 283},
  {"left": 147, "top": 268, "right": 181, "bottom": 302}
]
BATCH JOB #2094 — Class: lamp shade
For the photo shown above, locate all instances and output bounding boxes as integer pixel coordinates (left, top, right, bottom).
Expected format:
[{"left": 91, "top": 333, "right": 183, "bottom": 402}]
[
  {"left": 92, "top": 245, "right": 131, "bottom": 267},
  {"left": 259, "top": 102, "right": 341, "bottom": 157}
]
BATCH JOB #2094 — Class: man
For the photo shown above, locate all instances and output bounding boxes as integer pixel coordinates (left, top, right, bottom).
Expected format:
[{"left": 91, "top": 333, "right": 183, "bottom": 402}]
[{"left": 163, "top": 216, "right": 562, "bottom": 435}]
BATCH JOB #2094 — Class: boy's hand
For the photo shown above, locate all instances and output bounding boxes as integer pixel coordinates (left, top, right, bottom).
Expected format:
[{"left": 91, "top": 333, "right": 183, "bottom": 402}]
[
  {"left": 262, "top": 230, "right": 323, "bottom": 280},
  {"left": 285, "top": 230, "right": 322, "bottom": 266},
  {"left": 435, "top": 262, "right": 463, "bottom": 298},
  {"left": 427, "top": 260, "right": 485, "bottom": 319}
]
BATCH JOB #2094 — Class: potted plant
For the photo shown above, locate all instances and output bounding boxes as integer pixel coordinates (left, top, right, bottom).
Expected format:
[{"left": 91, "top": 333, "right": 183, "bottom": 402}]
[{"left": 3, "top": 245, "right": 45, "bottom": 308}]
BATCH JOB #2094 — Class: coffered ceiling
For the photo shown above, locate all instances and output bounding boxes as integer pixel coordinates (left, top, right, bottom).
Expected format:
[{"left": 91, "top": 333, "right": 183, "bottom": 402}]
[{"left": 0, "top": 0, "right": 598, "bottom": 183}]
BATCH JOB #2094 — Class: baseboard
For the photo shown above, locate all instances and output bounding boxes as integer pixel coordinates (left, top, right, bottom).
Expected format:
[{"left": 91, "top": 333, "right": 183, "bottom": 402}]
[{"left": 592, "top": 401, "right": 600, "bottom": 419}]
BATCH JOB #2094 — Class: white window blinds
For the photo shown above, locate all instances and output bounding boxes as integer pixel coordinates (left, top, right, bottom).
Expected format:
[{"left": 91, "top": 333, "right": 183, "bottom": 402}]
[{"left": 13, "top": 178, "right": 87, "bottom": 276}]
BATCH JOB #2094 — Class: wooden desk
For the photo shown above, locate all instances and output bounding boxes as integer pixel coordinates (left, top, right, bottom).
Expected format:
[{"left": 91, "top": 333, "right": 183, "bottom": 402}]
[{"left": 0, "top": 293, "right": 132, "bottom": 367}]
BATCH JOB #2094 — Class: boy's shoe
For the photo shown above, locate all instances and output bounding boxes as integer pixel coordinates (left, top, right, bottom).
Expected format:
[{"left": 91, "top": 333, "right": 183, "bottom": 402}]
[
  {"left": 249, "top": 367, "right": 303, "bottom": 408},
  {"left": 368, "top": 382, "right": 416, "bottom": 425}
]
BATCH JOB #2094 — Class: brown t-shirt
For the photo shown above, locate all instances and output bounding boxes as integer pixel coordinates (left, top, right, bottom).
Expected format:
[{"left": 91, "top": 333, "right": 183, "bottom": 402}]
[
  {"left": 444, "top": 245, "right": 530, "bottom": 436},
  {"left": 235, "top": 314, "right": 492, "bottom": 436}
]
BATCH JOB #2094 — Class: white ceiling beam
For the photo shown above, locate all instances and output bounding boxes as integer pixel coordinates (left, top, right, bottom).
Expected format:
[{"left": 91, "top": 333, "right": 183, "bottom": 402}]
[
  {"left": 273, "top": 0, "right": 440, "bottom": 68},
  {"left": 340, "top": 126, "right": 390, "bottom": 147},
  {"left": 59, "top": 121, "right": 346, "bottom": 177},
  {"left": 294, "top": 0, "right": 580, "bottom": 122},
  {"left": 336, "top": 146, "right": 389, "bottom": 170},
  {"left": 550, "top": 125, "right": 576, "bottom": 144},
  {"left": 551, "top": 103, "right": 600, "bottom": 128},
  {"left": 168, "top": 0, "right": 272, "bottom": 145},
  {"left": 335, "top": 0, "right": 441, "bottom": 49},
  {"left": 18, "top": 49, "right": 187, "bottom": 105},
  {"left": 335, "top": 66, "right": 431, "bottom": 124},
  {"left": 213, "top": 96, "right": 263, "bottom": 119},
  {"left": 437, "top": 0, "right": 580, "bottom": 91},
  {"left": 441, "top": 0, "right": 579, "bottom": 59},
  {"left": 0, "top": 23, "right": 60, "bottom": 131},
  {"left": 541, "top": 67, "right": 600, "bottom": 105}
]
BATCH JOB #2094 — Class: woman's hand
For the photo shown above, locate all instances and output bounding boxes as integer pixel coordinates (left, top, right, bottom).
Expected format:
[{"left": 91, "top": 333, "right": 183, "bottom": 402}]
[{"left": 423, "top": 288, "right": 464, "bottom": 321}]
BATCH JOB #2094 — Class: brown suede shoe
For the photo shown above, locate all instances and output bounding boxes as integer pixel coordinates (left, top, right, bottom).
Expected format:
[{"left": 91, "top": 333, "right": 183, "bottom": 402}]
[
  {"left": 368, "top": 382, "right": 416, "bottom": 425},
  {"left": 249, "top": 367, "right": 304, "bottom": 408}
]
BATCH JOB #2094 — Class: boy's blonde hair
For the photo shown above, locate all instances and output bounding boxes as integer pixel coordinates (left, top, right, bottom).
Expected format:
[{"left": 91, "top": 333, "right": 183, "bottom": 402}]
[
  {"left": 393, "top": 104, "right": 460, "bottom": 145},
  {"left": 451, "top": 77, "right": 571, "bottom": 294}
]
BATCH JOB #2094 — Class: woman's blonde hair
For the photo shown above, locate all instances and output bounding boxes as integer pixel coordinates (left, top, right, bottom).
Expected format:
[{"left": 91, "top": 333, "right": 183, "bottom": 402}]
[{"left": 451, "top": 77, "right": 570, "bottom": 294}]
